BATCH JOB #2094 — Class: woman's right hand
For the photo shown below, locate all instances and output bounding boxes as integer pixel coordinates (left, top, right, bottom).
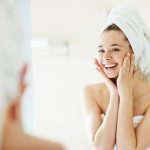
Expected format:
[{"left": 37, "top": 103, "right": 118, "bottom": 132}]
[{"left": 94, "top": 58, "right": 118, "bottom": 96}]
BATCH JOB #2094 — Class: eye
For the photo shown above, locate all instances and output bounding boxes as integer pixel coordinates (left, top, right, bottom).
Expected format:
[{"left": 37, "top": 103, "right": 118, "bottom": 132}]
[
  {"left": 98, "top": 49, "right": 105, "bottom": 53},
  {"left": 112, "top": 48, "right": 120, "bottom": 52}
]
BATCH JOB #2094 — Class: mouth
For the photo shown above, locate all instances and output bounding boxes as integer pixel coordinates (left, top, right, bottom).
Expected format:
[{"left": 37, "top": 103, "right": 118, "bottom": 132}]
[{"left": 104, "top": 64, "right": 118, "bottom": 72}]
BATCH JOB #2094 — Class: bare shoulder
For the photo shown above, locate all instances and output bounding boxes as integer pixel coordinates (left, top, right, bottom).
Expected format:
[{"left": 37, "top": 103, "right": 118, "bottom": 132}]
[
  {"left": 83, "top": 82, "right": 106, "bottom": 95},
  {"left": 82, "top": 82, "right": 108, "bottom": 105}
]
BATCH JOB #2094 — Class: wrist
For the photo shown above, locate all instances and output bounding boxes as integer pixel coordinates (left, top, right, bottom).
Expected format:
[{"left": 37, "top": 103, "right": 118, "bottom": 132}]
[
  {"left": 110, "top": 93, "right": 119, "bottom": 101},
  {"left": 119, "top": 92, "right": 133, "bottom": 98},
  {"left": 118, "top": 89, "right": 132, "bottom": 96},
  {"left": 109, "top": 90, "right": 119, "bottom": 96},
  {"left": 119, "top": 94, "right": 133, "bottom": 104}
]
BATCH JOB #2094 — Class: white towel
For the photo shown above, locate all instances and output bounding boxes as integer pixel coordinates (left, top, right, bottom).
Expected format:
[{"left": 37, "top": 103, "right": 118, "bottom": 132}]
[
  {"left": 0, "top": 0, "right": 24, "bottom": 146},
  {"left": 104, "top": 5, "right": 150, "bottom": 81}
]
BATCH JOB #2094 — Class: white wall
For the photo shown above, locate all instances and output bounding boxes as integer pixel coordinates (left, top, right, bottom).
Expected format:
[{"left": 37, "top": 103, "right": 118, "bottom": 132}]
[{"left": 32, "top": 43, "right": 102, "bottom": 150}]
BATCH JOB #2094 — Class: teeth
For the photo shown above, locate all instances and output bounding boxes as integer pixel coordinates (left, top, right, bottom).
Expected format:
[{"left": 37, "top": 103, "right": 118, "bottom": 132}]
[{"left": 105, "top": 64, "right": 117, "bottom": 68}]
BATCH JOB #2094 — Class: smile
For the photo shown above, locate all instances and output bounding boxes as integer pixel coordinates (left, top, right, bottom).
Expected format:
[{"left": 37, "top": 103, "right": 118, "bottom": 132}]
[{"left": 104, "top": 64, "right": 118, "bottom": 71}]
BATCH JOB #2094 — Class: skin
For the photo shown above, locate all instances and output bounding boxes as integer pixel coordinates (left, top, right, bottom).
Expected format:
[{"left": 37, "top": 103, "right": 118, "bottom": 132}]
[
  {"left": 82, "top": 30, "right": 150, "bottom": 150},
  {"left": 2, "top": 64, "right": 65, "bottom": 150}
]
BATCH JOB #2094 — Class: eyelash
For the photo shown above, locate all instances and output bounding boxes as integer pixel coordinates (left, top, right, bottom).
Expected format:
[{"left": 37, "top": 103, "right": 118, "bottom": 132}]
[
  {"left": 112, "top": 48, "right": 120, "bottom": 52},
  {"left": 98, "top": 49, "right": 105, "bottom": 53},
  {"left": 98, "top": 48, "right": 120, "bottom": 53}
]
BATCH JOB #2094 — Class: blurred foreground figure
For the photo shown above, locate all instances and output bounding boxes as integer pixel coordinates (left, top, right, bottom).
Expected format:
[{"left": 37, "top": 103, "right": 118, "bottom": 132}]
[
  {"left": 2, "top": 64, "right": 65, "bottom": 150},
  {"left": 0, "top": 0, "right": 65, "bottom": 149}
]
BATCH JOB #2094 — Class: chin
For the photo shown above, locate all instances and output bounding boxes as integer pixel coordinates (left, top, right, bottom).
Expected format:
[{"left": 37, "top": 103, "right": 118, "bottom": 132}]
[{"left": 107, "top": 74, "right": 118, "bottom": 79}]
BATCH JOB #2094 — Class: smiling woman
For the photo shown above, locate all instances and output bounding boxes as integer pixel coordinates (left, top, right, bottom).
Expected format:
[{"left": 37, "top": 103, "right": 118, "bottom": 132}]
[
  {"left": 97, "top": 26, "right": 132, "bottom": 79},
  {"left": 82, "top": 4, "right": 150, "bottom": 150}
]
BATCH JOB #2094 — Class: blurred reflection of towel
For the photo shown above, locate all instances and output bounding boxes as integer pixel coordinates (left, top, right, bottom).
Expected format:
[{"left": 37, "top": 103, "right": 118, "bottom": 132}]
[{"left": 0, "top": 0, "right": 24, "bottom": 146}]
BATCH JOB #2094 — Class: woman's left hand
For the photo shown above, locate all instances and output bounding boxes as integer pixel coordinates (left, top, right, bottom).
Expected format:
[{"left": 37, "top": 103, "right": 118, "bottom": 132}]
[{"left": 117, "top": 53, "right": 139, "bottom": 98}]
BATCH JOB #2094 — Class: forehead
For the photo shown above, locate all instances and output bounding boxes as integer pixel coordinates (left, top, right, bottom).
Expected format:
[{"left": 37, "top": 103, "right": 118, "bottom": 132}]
[{"left": 99, "top": 30, "right": 128, "bottom": 47}]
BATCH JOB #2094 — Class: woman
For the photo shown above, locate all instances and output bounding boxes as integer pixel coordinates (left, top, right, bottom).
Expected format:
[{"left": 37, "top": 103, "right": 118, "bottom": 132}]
[{"left": 82, "top": 5, "right": 150, "bottom": 150}]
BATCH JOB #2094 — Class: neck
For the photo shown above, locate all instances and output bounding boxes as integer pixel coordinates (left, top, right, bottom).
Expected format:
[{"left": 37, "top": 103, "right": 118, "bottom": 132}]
[{"left": 110, "top": 78, "right": 117, "bottom": 85}]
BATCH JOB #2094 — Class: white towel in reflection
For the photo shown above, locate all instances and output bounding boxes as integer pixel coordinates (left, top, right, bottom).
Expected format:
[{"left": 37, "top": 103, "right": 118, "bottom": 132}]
[{"left": 0, "top": 0, "right": 24, "bottom": 146}]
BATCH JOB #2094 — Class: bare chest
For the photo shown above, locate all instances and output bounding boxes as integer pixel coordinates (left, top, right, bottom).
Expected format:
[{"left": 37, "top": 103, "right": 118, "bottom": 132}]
[{"left": 97, "top": 92, "right": 150, "bottom": 116}]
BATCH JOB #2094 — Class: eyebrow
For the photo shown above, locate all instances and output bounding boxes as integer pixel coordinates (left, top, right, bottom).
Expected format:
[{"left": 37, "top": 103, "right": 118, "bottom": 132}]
[{"left": 98, "top": 44, "right": 122, "bottom": 48}]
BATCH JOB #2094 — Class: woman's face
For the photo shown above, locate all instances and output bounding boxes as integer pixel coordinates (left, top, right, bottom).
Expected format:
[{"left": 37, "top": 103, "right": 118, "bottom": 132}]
[{"left": 98, "top": 30, "right": 132, "bottom": 78}]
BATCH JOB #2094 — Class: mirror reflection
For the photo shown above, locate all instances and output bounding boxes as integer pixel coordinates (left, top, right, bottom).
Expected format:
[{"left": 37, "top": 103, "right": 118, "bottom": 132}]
[{"left": 1, "top": 0, "right": 150, "bottom": 150}]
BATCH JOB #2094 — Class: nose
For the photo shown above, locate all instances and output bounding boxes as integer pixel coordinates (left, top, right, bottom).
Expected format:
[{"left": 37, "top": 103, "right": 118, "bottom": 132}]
[{"left": 103, "top": 51, "right": 112, "bottom": 60}]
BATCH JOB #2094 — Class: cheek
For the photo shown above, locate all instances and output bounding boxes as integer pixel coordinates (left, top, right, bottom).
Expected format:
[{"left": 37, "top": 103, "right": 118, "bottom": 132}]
[
  {"left": 116, "top": 53, "right": 127, "bottom": 64},
  {"left": 98, "top": 55, "right": 103, "bottom": 63},
  {"left": 118, "top": 57, "right": 124, "bottom": 66}
]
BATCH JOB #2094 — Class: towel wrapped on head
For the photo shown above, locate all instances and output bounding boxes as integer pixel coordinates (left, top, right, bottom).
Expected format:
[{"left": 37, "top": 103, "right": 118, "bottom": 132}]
[{"left": 103, "top": 5, "right": 150, "bottom": 81}]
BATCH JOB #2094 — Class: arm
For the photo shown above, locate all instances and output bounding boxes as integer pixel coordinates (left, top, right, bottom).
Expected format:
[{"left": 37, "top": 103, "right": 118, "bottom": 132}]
[
  {"left": 116, "top": 53, "right": 150, "bottom": 150},
  {"left": 3, "top": 101, "right": 65, "bottom": 150},
  {"left": 116, "top": 53, "right": 136, "bottom": 150},
  {"left": 117, "top": 98, "right": 150, "bottom": 150},
  {"left": 23, "top": 135, "right": 64, "bottom": 150},
  {"left": 82, "top": 85, "right": 119, "bottom": 150},
  {"left": 117, "top": 94, "right": 136, "bottom": 150}
]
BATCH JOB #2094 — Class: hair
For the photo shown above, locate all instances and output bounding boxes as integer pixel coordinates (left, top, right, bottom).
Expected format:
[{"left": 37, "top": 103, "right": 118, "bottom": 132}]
[
  {"left": 103, "top": 23, "right": 121, "bottom": 32},
  {"left": 103, "top": 24, "right": 131, "bottom": 48}
]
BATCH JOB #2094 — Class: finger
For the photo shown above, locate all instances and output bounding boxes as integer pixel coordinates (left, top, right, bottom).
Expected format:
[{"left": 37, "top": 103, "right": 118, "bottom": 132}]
[
  {"left": 133, "top": 64, "right": 138, "bottom": 73},
  {"left": 122, "top": 55, "right": 129, "bottom": 74},
  {"left": 128, "top": 53, "right": 133, "bottom": 72},
  {"left": 134, "top": 69, "right": 140, "bottom": 79},
  {"left": 94, "top": 59, "right": 117, "bottom": 88},
  {"left": 6, "top": 102, "right": 17, "bottom": 121},
  {"left": 127, "top": 53, "right": 131, "bottom": 73},
  {"left": 19, "top": 64, "right": 28, "bottom": 97},
  {"left": 119, "top": 65, "right": 124, "bottom": 79},
  {"left": 130, "top": 53, "right": 134, "bottom": 75},
  {"left": 95, "top": 64, "right": 107, "bottom": 80},
  {"left": 94, "top": 58, "right": 101, "bottom": 68},
  {"left": 20, "top": 63, "right": 28, "bottom": 85},
  {"left": 94, "top": 58, "right": 111, "bottom": 82},
  {"left": 94, "top": 59, "right": 105, "bottom": 75}
]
